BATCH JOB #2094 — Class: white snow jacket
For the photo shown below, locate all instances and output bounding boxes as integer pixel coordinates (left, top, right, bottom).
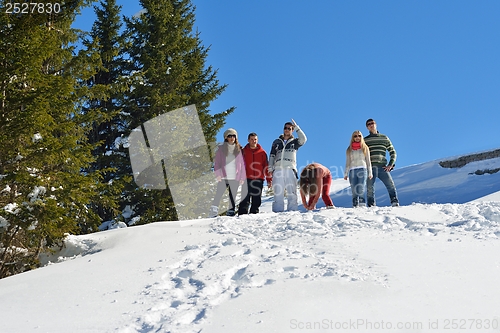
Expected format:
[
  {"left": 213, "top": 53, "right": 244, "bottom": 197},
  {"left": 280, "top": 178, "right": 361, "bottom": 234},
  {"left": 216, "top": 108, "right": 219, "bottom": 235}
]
[{"left": 268, "top": 127, "right": 307, "bottom": 174}]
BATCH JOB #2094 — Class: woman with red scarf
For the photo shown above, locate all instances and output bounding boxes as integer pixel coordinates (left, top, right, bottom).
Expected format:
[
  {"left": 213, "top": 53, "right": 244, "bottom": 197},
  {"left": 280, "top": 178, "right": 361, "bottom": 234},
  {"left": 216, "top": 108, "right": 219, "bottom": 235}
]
[
  {"left": 299, "top": 163, "right": 335, "bottom": 210},
  {"left": 344, "top": 130, "right": 373, "bottom": 207}
]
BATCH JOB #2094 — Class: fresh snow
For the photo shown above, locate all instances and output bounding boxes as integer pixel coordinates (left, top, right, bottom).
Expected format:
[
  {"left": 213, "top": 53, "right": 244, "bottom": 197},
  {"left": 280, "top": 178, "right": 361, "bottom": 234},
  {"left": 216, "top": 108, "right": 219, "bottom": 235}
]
[{"left": 1, "top": 152, "right": 500, "bottom": 333}]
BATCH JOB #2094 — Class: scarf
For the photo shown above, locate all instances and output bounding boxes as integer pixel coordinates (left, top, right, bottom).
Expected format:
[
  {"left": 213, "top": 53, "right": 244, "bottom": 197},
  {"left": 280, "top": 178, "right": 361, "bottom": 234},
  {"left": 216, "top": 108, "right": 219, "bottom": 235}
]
[{"left": 351, "top": 142, "right": 361, "bottom": 150}]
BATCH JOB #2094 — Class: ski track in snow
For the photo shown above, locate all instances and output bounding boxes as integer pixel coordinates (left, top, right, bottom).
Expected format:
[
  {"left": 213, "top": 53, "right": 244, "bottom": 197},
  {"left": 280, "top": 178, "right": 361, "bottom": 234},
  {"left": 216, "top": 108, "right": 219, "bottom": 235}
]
[{"left": 117, "top": 202, "right": 500, "bottom": 333}]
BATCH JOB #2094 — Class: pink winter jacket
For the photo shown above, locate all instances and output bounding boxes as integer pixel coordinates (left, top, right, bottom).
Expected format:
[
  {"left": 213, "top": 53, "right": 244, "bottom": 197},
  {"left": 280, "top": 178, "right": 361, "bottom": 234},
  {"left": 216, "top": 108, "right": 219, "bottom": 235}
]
[{"left": 214, "top": 144, "right": 246, "bottom": 182}]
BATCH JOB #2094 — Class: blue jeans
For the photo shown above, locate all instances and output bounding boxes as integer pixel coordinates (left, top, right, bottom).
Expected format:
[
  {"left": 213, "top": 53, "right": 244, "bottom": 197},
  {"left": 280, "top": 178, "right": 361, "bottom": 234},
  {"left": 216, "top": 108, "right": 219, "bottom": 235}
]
[
  {"left": 349, "top": 168, "right": 367, "bottom": 207},
  {"left": 367, "top": 166, "right": 398, "bottom": 207}
]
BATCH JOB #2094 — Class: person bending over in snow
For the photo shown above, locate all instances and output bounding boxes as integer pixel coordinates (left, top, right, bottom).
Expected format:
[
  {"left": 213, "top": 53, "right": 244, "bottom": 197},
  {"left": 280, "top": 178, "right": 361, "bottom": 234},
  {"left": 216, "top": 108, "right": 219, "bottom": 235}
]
[{"left": 299, "top": 163, "right": 335, "bottom": 210}]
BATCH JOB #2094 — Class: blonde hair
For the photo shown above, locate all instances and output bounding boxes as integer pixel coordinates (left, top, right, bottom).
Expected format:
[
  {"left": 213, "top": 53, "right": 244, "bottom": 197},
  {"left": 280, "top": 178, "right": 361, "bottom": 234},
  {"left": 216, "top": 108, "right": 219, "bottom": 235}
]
[{"left": 346, "top": 130, "right": 370, "bottom": 155}]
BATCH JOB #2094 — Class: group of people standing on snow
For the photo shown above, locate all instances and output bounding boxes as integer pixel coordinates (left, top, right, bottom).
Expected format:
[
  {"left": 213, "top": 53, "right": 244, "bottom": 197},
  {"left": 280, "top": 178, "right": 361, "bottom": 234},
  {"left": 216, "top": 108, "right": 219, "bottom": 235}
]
[{"left": 210, "top": 118, "right": 399, "bottom": 217}]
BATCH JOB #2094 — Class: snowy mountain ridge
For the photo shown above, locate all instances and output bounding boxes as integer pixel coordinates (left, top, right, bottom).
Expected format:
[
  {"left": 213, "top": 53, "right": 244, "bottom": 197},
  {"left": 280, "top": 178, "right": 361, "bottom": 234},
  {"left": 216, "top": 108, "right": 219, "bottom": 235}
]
[{"left": 438, "top": 147, "right": 500, "bottom": 169}]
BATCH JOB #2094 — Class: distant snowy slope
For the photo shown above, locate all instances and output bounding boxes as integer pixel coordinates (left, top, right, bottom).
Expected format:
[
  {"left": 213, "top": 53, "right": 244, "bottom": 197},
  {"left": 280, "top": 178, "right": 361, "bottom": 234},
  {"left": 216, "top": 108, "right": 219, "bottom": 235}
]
[
  {"left": 317, "top": 155, "right": 500, "bottom": 208},
  {"left": 472, "top": 190, "right": 500, "bottom": 202},
  {"left": 393, "top": 157, "right": 500, "bottom": 204}
]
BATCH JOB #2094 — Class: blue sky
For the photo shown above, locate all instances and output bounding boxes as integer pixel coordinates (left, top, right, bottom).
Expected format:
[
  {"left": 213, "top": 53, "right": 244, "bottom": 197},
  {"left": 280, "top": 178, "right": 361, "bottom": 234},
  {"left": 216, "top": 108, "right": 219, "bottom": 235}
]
[{"left": 74, "top": 0, "right": 500, "bottom": 177}]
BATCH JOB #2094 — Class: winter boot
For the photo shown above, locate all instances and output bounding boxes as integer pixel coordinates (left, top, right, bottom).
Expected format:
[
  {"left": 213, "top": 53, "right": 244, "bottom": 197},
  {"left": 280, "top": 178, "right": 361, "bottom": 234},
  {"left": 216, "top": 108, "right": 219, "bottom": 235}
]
[
  {"left": 226, "top": 209, "right": 235, "bottom": 217},
  {"left": 209, "top": 205, "right": 219, "bottom": 218}
]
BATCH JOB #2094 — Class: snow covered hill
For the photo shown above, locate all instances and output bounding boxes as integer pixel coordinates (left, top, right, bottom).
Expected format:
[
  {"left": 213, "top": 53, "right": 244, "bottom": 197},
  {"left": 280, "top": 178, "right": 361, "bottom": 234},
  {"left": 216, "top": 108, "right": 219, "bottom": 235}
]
[{"left": 1, "top": 150, "right": 500, "bottom": 333}]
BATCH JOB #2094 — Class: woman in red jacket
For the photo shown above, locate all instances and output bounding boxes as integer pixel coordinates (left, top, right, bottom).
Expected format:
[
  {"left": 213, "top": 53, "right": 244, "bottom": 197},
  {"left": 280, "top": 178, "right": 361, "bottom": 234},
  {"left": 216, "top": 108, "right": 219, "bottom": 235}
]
[{"left": 299, "top": 163, "right": 335, "bottom": 210}]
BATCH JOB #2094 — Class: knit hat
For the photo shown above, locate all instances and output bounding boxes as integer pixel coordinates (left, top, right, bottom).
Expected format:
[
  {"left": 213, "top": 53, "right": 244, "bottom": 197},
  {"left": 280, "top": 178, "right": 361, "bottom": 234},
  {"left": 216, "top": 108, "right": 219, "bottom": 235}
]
[{"left": 223, "top": 128, "right": 237, "bottom": 139}]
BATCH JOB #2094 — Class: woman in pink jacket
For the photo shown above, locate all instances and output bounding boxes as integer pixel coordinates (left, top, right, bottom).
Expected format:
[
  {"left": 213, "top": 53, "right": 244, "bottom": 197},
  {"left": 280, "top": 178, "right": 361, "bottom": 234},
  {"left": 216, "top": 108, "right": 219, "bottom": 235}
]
[
  {"left": 299, "top": 163, "right": 335, "bottom": 210},
  {"left": 210, "top": 128, "right": 246, "bottom": 217}
]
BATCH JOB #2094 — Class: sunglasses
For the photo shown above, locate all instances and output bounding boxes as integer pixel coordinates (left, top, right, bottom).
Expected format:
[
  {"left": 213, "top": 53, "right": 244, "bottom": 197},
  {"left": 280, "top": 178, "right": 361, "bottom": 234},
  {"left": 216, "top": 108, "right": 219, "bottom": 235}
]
[
  {"left": 353, "top": 134, "right": 362, "bottom": 138},
  {"left": 284, "top": 127, "right": 292, "bottom": 130},
  {"left": 227, "top": 134, "right": 236, "bottom": 138},
  {"left": 366, "top": 122, "right": 375, "bottom": 126}
]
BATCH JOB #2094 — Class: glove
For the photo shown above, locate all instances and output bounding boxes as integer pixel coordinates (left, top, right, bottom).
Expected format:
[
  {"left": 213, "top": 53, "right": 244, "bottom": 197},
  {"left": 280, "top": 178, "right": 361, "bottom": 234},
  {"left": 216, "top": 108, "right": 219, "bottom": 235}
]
[{"left": 291, "top": 118, "right": 300, "bottom": 131}]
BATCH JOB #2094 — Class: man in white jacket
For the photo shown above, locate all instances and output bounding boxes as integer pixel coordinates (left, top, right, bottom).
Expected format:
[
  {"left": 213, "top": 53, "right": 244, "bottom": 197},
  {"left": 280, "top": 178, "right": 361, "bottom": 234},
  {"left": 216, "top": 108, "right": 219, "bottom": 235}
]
[{"left": 268, "top": 119, "right": 307, "bottom": 212}]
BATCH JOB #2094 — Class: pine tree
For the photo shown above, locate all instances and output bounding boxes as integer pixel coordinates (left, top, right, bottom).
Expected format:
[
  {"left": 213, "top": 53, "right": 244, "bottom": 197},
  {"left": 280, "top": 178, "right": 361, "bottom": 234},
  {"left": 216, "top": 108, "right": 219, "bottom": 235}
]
[
  {"left": 81, "top": 0, "right": 131, "bottom": 228},
  {"left": 120, "top": 0, "right": 234, "bottom": 223},
  {"left": 0, "top": 1, "right": 101, "bottom": 278}
]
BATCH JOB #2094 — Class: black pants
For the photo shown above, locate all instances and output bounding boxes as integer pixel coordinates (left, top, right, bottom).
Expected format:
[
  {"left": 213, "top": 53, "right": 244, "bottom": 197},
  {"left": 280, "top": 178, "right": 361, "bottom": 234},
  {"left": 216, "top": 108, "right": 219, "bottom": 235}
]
[
  {"left": 239, "top": 179, "right": 264, "bottom": 215},
  {"left": 212, "top": 180, "right": 240, "bottom": 211}
]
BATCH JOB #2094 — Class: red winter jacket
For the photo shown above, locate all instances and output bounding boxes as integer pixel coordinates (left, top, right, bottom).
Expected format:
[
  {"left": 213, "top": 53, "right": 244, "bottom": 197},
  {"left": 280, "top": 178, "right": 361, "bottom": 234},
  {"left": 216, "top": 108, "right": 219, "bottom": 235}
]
[{"left": 242, "top": 143, "right": 272, "bottom": 184}]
